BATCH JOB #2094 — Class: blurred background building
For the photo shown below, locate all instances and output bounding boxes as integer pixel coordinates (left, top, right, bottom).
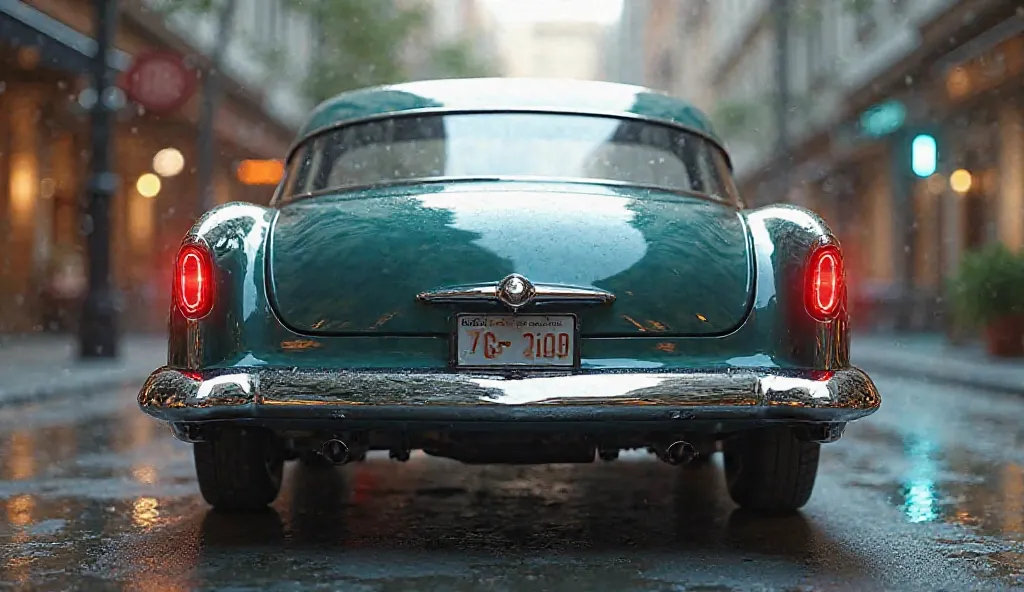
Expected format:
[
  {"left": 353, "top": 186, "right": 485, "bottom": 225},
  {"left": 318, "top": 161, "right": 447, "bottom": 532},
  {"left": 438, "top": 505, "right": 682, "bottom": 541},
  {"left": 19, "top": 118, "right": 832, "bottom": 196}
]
[
  {"left": 7, "top": 0, "right": 1023, "bottom": 343},
  {"left": 0, "top": 0, "right": 304, "bottom": 335},
  {"left": 400, "top": 0, "right": 500, "bottom": 80},
  {"left": 485, "top": 0, "right": 618, "bottom": 80},
  {"left": 0, "top": 0, "right": 501, "bottom": 337},
  {"left": 608, "top": 0, "right": 1024, "bottom": 333},
  {"left": 498, "top": 18, "right": 607, "bottom": 79}
]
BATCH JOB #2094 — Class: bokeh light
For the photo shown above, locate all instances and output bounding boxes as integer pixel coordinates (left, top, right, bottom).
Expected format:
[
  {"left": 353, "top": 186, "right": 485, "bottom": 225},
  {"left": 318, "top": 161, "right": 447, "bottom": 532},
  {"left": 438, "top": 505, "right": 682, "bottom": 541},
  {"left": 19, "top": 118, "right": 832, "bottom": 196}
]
[
  {"left": 950, "top": 169, "right": 973, "bottom": 194},
  {"left": 136, "top": 173, "right": 162, "bottom": 198},
  {"left": 152, "top": 148, "right": 185, "bottom": 177}
]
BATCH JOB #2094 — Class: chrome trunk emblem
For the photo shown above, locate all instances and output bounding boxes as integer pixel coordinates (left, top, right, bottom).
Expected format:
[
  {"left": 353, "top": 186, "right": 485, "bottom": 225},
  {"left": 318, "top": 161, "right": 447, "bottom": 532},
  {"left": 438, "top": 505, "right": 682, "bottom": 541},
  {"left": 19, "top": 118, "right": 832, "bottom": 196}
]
[
  {"left": 496, "top": 274, "right": 536, "bottom": 310},
  {"left": 416, "top": 276, "right": 615, "bottom": 310}
]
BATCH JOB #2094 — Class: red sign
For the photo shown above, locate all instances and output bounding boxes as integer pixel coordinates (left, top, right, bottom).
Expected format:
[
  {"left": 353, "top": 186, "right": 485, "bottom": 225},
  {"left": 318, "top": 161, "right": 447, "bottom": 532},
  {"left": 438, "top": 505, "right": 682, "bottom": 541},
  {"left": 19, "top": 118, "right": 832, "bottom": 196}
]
[{"left": 120, "top": 51, "right": 197, "bottom": 114}]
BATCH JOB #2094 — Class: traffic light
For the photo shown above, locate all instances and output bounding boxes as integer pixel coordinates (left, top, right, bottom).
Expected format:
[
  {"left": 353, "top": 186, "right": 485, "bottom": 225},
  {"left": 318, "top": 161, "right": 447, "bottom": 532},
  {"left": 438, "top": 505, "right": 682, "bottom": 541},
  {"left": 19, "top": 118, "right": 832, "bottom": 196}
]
[{"left": 911, "top": 133, "right": 937, "bottom": 178}]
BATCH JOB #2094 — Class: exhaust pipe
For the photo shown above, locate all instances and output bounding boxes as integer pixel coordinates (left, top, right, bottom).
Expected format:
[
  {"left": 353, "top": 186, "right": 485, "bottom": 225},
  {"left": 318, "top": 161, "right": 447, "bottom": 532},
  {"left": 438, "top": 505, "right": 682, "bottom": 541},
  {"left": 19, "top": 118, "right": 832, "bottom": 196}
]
[
  {"left": 321, "top": 439, "right": 350, "bottom": 465},
  {"left": 661, "top": 441, "right": 696, "bottom": 466}
]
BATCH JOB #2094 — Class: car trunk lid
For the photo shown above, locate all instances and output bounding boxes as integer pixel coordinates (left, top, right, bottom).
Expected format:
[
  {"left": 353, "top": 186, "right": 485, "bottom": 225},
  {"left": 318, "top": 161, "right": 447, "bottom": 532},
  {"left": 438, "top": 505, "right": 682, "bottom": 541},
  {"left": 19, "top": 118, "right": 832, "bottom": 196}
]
[{"left": 267, "top": 182, "right": 753, "bottom": 336}]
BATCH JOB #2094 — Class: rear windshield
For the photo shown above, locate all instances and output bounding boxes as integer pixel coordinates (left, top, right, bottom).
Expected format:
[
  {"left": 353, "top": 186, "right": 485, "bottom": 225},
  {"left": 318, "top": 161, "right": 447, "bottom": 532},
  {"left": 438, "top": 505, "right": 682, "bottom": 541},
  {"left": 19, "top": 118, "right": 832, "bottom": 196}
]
[{"left": 279, "top": 112, "right": 739, "bottom": 204}]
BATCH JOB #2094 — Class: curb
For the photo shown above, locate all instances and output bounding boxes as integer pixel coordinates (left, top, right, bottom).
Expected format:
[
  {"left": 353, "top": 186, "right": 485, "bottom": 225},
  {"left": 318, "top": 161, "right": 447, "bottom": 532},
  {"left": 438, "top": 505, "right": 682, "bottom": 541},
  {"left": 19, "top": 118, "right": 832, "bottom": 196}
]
[
  {"left": 0, "top": 370, "right": 151, "bottom": 408},
  {"left": 854, "top": 356, "right": 1024, "bottom": 396}
]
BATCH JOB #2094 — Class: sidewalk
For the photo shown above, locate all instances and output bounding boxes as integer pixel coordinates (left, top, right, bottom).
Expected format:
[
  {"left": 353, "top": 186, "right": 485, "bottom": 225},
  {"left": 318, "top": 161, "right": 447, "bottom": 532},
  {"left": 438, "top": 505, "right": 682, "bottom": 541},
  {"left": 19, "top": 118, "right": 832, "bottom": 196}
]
[
  {"left": 0, "top": 333, "right": 166, "bottom": 406},
  {"left": 852, "top": 332, "right": 1024, "bottom": 395}
]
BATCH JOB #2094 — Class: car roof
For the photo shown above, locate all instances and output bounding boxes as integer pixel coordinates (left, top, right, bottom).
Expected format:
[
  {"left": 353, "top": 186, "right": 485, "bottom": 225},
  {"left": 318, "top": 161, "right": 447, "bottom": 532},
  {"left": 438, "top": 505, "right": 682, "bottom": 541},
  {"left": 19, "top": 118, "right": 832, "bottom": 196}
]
[{"left": 292, "top": 78, "right": 726, "bottom": 156}]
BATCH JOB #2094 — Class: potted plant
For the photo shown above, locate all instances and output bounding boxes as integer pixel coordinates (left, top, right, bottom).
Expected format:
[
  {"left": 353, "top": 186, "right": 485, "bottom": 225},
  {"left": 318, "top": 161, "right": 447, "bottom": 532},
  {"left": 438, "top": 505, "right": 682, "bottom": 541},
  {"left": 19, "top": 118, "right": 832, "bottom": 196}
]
[{"left": 948, "top": 243, "right": 1024, "bottom": 357}]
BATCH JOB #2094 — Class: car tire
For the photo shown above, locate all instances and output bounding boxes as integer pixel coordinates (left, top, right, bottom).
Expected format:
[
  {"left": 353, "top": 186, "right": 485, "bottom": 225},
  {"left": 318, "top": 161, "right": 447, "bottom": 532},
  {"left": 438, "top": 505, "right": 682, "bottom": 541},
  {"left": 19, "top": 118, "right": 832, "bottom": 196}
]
[
  {"left": 194, "top": 427, "right": 284, "bottom": 512},
  {"left": 723, "top": 427, "right": 820, "bottom": 512}
]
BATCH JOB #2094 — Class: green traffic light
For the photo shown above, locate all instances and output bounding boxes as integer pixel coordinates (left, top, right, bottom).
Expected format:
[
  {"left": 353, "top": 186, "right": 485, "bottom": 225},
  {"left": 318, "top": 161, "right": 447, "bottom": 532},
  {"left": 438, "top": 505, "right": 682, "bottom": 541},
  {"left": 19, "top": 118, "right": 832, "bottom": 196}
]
[{"left": 911, "top": 134, "right": 937, "bottom": 177}]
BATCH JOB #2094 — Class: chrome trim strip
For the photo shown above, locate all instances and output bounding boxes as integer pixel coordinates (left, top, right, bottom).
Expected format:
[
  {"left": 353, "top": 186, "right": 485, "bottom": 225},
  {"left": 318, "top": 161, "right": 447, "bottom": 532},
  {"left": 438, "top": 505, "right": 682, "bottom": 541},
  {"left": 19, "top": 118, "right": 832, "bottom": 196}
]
[
  {"left": 137, "top": 366, "right": 880, "bottom": 423},
  {"left": 417, "top": 283, "right": 616, "bottom": 308}
]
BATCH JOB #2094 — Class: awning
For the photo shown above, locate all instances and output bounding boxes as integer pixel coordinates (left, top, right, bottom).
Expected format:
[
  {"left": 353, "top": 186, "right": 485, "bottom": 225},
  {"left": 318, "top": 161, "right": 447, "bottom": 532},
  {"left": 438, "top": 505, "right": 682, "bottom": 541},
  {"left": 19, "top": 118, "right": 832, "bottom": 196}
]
[
  {"left": 0, "top": 0, "right": 131, "bottom": 73},
  {"left": 931, "top": 8, "right": 1024, "bottom": 75}
]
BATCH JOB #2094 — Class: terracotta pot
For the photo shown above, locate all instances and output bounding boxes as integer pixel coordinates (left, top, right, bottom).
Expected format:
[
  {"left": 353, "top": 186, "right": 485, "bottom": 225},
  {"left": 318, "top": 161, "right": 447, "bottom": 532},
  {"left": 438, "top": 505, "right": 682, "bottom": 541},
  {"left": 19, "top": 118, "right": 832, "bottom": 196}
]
[{"left": 984, "top": 315, "right": 1024, "bottom": 357}]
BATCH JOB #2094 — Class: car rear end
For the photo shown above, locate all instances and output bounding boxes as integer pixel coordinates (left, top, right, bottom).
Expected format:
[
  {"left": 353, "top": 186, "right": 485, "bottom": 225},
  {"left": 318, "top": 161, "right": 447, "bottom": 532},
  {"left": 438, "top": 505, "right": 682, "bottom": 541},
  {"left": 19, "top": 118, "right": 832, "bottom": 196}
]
[{"left": 138, "top": 103, "right": 880, "bottom": 513}]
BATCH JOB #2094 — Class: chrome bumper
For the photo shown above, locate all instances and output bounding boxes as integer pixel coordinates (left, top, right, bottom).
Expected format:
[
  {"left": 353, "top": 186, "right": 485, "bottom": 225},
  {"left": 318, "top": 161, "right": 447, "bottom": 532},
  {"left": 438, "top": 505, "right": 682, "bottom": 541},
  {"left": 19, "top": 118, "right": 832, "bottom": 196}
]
[{"left": 137, "top": 366, "right": 880, "bottom": 425}]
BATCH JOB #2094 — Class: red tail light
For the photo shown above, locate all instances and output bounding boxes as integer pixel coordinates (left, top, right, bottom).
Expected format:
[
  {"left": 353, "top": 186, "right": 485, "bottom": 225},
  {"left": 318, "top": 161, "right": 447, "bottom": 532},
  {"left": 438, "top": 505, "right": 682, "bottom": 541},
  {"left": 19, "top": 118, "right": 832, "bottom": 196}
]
[
  {"left": 175, "top": 244, "right": 214, "bottom": 319},
  {"left": 806, "top": 243, "right": 843, "bottom": 321}
]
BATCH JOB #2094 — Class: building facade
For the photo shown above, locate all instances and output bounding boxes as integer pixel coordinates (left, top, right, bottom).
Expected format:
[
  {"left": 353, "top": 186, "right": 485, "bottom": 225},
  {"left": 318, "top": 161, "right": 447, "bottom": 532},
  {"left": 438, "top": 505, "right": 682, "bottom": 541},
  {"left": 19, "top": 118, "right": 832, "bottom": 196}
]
[
  {"left": 399, "top": 0, "right": 501, "bottom": 80},
  {"left": 603, "top": 0, "right": 650, "bottom": 84},
  {"left": 0, "top": 0, "right": 315, "bottom": 335},
  {"left": 499, "top": 19, "right": 609, "bottom": 80},
  {"left": 157, "top": 0, "right": 320, "bottom": 129},
  {"left": 611, "top": 0, "right": 1024, "bottom": 332}
]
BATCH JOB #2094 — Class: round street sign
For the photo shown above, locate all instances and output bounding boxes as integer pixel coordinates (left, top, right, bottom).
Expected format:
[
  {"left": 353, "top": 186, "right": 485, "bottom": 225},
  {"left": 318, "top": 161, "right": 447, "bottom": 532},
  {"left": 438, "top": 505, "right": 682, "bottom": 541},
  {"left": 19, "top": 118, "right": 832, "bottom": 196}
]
[{"left": 120, "top": 51, "right": 197, "bottom": 114}]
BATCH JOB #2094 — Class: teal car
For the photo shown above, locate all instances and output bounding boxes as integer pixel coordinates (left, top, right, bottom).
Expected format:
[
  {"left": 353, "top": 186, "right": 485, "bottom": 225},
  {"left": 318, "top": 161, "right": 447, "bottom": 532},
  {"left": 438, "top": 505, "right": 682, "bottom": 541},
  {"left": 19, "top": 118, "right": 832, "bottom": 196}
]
[{"left": 139, "top": 78, "right": 880, "bottom": 513}]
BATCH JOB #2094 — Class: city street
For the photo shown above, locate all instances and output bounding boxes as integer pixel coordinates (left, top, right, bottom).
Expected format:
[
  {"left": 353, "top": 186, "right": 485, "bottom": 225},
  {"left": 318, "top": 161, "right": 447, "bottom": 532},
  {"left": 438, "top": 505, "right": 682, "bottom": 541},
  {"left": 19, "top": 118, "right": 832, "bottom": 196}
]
[{"left": 2, "top": 370, "right": 1024, "bottom": 591}]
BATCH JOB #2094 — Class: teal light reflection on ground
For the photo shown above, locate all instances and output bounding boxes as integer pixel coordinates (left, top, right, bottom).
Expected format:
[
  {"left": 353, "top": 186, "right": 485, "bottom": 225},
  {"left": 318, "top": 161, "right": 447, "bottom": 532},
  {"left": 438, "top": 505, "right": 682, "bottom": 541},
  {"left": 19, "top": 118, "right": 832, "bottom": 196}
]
[{"left": 900, "top": 436, "right": 940, "bottom": 524}]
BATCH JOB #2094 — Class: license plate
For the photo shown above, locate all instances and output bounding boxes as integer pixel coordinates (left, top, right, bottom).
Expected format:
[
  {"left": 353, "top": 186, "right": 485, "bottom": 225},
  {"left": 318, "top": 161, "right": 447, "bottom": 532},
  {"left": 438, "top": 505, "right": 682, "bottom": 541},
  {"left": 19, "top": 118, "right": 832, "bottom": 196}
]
[{"left": 455, "top": 314, "right": 577, "bottom": 368}]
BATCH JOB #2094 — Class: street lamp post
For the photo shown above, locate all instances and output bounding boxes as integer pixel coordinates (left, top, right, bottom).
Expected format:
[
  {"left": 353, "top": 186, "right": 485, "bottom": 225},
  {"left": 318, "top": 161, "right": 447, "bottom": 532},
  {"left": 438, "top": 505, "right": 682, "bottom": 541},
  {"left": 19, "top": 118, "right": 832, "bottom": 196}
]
[
  {"left": 197, "top": 0, "right": 238, "bottom": 215},
  {"left": 773, "top": 0, "right": 791, "bottom": 203},
  {"left": 79, "top": 0, "right": 120, "bottom": 359}
]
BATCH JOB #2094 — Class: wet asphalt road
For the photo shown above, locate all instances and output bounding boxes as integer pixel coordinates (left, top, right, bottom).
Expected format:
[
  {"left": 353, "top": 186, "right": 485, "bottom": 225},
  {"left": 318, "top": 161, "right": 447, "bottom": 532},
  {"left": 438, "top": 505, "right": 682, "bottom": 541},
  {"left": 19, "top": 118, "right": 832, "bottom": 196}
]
[{"left": 3, "top": 372, "right": 1024, "bottom": 591}]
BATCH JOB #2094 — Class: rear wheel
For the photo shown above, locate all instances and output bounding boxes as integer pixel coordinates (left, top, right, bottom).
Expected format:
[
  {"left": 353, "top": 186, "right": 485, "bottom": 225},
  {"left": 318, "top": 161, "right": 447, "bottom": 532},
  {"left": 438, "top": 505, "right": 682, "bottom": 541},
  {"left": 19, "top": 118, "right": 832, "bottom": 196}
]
[
  {"left": 194, "top": 427, "right": 284, "bottom": 512},
  {"left": 723, "top": 427, "right": 820, "bottom": 512}
]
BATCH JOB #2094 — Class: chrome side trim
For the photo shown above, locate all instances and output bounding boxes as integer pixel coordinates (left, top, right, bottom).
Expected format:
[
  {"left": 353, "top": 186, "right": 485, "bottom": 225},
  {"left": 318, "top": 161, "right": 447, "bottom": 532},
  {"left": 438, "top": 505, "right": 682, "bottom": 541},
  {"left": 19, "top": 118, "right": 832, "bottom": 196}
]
[{"left": 417, "top": 282, "right": 616, "bottom": 308}]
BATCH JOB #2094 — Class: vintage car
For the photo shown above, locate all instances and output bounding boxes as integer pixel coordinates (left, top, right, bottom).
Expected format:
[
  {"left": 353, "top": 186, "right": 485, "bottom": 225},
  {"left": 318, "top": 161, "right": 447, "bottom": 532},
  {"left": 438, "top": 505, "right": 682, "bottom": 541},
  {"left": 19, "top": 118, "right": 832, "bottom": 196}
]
[{"left": 138, "top": 78, "right": 880, "bottom": 513}]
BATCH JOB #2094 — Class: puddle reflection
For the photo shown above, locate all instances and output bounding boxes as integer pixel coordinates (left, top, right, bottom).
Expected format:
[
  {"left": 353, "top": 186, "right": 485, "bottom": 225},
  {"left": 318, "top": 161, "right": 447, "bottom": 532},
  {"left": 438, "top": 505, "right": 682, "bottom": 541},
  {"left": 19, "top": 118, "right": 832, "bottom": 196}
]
[
  {"left": 6, "top": 493, "right": 34, "bottom": 527},
  {"left": 884, "top": 434, "right": 1024, "bottom": 540},
  {"left": 5, "top": 431, "right": 36, "bottom": 480},
  {"left": 132, "top": 465, "right": 159, "bottom": 485},
  {"left": 894, "top": 435, "right": 942, "bottom": 524},
  {"left": 1000, "top": 464, "right": 1024, "bottom": 535},
  {"left": 4, "top": 554, "right": 31, "bottom": 587},
  {"left": 132, "top": 497, "right": 161, "bottom": 530},
  {"left": 846, "top": 419, "right": 1024, "bottom": 581},
  {"left": 2, "top": 495, "right": 35, "bottom": 586}
]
